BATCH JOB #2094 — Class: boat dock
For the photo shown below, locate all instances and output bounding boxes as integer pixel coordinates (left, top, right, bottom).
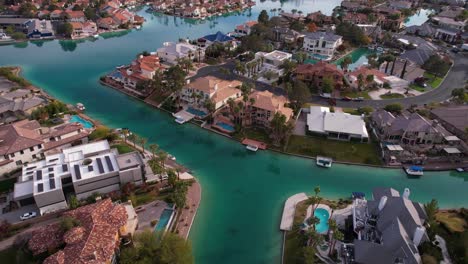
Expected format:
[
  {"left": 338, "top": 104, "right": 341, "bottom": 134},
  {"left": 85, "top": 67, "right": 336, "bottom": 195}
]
[
  {"left": 173, "top": 110, "right": 195, "bottom": 124},
  {"left": 241, "top": 138, "right": 267, "bottom": 150}
]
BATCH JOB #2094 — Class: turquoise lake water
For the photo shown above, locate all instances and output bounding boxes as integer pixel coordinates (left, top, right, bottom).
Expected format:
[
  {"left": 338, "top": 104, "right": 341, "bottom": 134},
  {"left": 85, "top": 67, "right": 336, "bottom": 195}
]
[{"left": 0, "top": 2, "right": 467, "bottom": 263}]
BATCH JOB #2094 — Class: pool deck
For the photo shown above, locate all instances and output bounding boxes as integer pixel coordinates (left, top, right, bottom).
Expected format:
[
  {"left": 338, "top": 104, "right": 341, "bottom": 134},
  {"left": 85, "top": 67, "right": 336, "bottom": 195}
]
[{"left": 280, "top": 193, "right": 308, "bottom": 231}]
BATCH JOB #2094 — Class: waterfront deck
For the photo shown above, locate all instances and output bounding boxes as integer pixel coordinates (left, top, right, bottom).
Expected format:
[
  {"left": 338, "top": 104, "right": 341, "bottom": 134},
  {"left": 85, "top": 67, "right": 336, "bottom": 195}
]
[
  {"left": 280, "top": 193, "right": 308, "bottom": 231},
  {"left": 173, "top": 110, "right": 195, "bottom": 124},
  {"left": 241, "top": 138, "right": 267, "bottom": 150}
]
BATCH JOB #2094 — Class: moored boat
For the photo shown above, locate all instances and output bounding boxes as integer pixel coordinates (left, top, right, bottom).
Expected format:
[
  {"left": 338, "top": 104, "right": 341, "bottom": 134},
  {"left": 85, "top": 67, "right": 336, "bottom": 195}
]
[
  {"left": 316, "top": 156, "right": 332, "bottom": 168},
  {"left": 246, "top": 144, "right": 258, "bottom": 152},
  {"left": 76, "top": 103, "right": 85, "bottom": 111},
  {"left": 405, "top": 166, "right": 424, "bottom": 176}
]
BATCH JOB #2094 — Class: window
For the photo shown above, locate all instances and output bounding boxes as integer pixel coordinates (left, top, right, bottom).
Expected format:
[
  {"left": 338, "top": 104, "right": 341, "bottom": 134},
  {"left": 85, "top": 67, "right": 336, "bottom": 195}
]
[
  {"left": 16, "top": 160, "right": 22, "bottom": 165},
  {"left": 30, "top": 147, "right": 34, "bottom": 151},
  {"left": 32, "top": 154, "right": 37, "bottom": 159},
  {"left": 10, "top": 153, "right": 15, "bottom": 158},
  {"left": 37, "top": 144, "right": 42, "bottom": 149},
  {"left": 20, "top": 150, "right": 24, "bottom": 155}
]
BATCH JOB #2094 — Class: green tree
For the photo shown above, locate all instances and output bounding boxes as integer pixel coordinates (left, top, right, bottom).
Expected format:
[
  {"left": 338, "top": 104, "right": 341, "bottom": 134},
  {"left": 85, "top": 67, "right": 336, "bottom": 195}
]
[
  {"left": 322, "top": 76, "right": 335, "bottom": 93},
  {"left": 10, "top": 32, "right": 26, "bottom": 40},
  {"left": 60, "top": 216, "right": 80, "bottom": 232},
  {"left": 5, "top": 25, "right": 15, "bottom": 35},
  {"left": 270, "top": 112, "right": 293, "bottom": 146},
  {"left": 167, "top": 168, "right": 178, "bottom": 188},
  {"left": 289, "top": 80, "right": 311, "bottom": 111},
  {"left": 340, "top": 56, "right": 353, "bottom": 71},
  {"left": 84, "top": 7, "right": 97, "bottom": 20},
  {"left": 165, "top": 65, "right": 187, "bottom": 92},
  {"left": 57, "top": 22, "right": 74, "bottom": 38},
  {"left": 258, "top": 10, "right": 269, "bottom": 24},
  {"left": 68, "top": 195, "right": 79, "bottom": 209},
  {"left": 423, "top": 55, "right": 451, "bottom": 77},
  {"left": 384, "top": 103, "right": 403, "bottom": 114},
  {"left": 19, "top": 2, "right": 37, "bottom": 17}
]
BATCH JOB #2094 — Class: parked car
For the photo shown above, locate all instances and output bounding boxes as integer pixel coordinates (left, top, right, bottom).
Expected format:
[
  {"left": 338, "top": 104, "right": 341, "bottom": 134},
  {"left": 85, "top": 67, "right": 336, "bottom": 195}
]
[
  {"left": 414, "top": 77, "right": 427, "bottom": 88},
  {"left": 20, "top": 211, "right": 37, "bottom": 221},
  {"left": 451, "top": 47, "right": 460, "bottom": 53},
  {"left": 342, "top": 96, "right": 352, "bottom": 101}
]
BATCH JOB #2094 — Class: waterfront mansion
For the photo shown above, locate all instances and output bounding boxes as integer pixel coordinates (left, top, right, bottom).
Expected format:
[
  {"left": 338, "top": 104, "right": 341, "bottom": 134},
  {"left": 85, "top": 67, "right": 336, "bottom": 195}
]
[
  {"left": 13, "top": 140, "right": 145, "bottom": 215},
  {"left": 180, "top": 76, "right": 242, "bottom": 111},
  {"left": 302, "top": 31, "right": 343, "bottom": 60}
]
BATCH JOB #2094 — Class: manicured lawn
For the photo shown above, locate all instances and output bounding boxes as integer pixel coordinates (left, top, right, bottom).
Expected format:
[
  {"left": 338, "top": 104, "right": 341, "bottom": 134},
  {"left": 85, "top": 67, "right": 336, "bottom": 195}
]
[
  {"left": 436, "top": 211, "right": 467, "bottom": 233},
  {"left": 112, "top": 143, "right": 135, "bottom": 154},
  {"left": 424, "top": 72, "right": 443, "bottom": 88},
  {"left": 340, "top": 90, "right": 371, "bottom": 99},
  {"left": 286, "top": 135, "right": 382, "bottom": 165},
  {"left": 410, "top": 84, "right": 426, "bottom": 92},
  {"left": 0, "top": 177, "right": 17, "bottom": 193},
  {"left": 235, "top": 128, "right": 271, "bottom": 144},
  {"left": 380, "top": 93, "right": 405, "bottom": 99}
]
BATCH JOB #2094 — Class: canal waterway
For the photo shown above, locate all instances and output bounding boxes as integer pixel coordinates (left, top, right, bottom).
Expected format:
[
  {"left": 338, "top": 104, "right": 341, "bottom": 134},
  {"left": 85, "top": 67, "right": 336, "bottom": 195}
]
[{"left": 1, "top": 2, "right": 467, "bottom": 264}]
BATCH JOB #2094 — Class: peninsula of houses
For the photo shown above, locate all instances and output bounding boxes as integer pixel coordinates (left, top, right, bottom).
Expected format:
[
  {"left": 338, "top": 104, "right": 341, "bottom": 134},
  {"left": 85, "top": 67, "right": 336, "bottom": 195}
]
[
  {"left": 100, "top": 0, "right": 467, "bottom": 171},
  {"left": 151, "top": 0, "right": 256, "bottom": 19}
]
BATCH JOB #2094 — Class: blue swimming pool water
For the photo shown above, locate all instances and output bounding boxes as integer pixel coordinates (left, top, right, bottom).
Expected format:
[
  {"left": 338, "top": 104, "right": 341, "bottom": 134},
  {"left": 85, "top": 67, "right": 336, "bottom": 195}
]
[
  {"left": 216, "top": 122, "right": 235, "bottom": 132},
  {"left": 314, "top": 208, "right": 330, "bottom": 234},
  {"left": 70, "top": 115, "right": 93, "bottom": 129},
  {"left": 154, "top": 208, "right": 174, "bottom": 231},
  {"left": 311, "top": 53, "right": 330, "bottom": 60},
  {"left": 187, "top": 107, "right": 207, "bottom": 117}
]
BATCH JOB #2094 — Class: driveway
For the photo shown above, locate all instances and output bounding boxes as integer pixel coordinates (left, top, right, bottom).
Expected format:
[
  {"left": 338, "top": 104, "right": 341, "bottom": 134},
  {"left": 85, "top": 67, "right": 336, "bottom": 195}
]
[{"left": 0, "top": 205, "right": 39, "bottom": 224}]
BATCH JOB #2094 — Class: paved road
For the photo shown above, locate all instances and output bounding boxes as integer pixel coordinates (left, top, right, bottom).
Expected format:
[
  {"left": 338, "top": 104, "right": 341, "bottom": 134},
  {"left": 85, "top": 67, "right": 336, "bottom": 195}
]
[{"left": 193, "top": 53, "right": 468, "bottom": 109}]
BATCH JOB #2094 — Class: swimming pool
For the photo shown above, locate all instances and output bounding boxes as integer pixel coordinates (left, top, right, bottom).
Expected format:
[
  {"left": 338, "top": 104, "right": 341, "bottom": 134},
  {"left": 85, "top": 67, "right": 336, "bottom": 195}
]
[
  {"left": 187, "top": 107, "right": 207, "bottom": 118},
  {"left": 311, "top": 53, "right": 331, "bottom": 61},
  {"left": 314, "top": 208, "right": 330, "bottom": 234},
  {"left": 154, "top": 208, "right": 174, "bottom": 232},
  {"left": 215, "top": 122, "right": 235, "bottom": 132},
  {"left": 70, "top": 115, "right": 93, "bottom": 129}
]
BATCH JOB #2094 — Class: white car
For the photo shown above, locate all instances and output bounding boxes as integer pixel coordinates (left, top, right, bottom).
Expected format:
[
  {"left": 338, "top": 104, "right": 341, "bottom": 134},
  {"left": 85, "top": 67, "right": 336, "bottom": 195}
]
[{"left": 20, "top": 211, "right": 37, "bottom": 221}]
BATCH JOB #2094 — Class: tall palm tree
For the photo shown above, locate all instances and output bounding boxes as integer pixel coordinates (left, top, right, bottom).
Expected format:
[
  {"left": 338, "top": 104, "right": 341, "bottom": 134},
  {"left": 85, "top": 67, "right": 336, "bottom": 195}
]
[
  {"left": 139, "top": 137, "right": 147, "bottom": 153},
  {"left": 329, "top": 227, "right": 344, "bottom": 256},
  {"left": 122, "top": 128, "right": 129, "bottom": 143},
  {"left": 149, "top": 143, "right": 159, "bottom": 159}
]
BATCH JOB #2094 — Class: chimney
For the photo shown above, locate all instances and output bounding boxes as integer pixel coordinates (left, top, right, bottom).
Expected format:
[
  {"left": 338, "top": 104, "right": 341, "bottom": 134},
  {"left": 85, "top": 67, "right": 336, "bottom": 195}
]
[{"left": 186, "top": 79, "right": 190, "bottom": 84}]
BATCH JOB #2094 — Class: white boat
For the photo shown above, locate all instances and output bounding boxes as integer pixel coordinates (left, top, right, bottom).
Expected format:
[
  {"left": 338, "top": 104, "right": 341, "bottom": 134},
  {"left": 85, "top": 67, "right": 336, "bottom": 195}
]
[
  {"left": 316, "top": 156, "right": 332, "bottom": 168},
  {"left": 93, "top": 34, "right": 99, "bottom": 38},
  {"left": 405, "top": 166, "right": 424, "bottom": 176},
  {"left": 174, "top": 116, "right": 186, "bottom": 124},
  {"left": 456, "top": 168, "right": 464, "bottom": 172},
  {"left": 168, "top": 154, "right": 176, "bottom": 161},
  {"left": 135, "top": 25, "right": 141, "bottom": 30},
  {"left": 76, "top": 103, "right": 85, "bottom": 111},
  {"left": 246, "top": 144, "right": 258, "bottom": 152},
  {"left": 0, "top": 33, "right": 13, "bottom": 43}
]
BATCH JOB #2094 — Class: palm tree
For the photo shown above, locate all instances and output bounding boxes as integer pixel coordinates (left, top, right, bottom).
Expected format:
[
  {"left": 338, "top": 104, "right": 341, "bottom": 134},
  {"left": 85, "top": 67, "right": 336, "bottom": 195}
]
[
  {"left": 157, "top": 150, "right": 168, "bottom": 170},
  {"left": 122, "top": 128, "right": 129, "bottom": 143},
  {"left": 327, "top": 219, "right": 337, "bottom": 242},
  {"left": 149, "top": 143, "right": 159, "bottom": 159},
  {"left": 305, "top": 228, "right": 323, "bottom": 248},
  {"left": 340, "top": 56, "right": 352, "bottom": 71},
  {"left": 128, "top": 133, "right": 137, "bottom": 148},
  {"left": 139, "top": 137, "right": 147, "bottom": 153},
  {"left": 329, "top": 227, "right": 344, "bottom": 256}
]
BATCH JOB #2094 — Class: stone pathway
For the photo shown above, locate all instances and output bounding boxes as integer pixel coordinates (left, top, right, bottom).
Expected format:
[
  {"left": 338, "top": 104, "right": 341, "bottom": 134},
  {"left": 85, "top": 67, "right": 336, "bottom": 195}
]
[{"left": 175, "top": 181, "right": 201, "bottom": 239}]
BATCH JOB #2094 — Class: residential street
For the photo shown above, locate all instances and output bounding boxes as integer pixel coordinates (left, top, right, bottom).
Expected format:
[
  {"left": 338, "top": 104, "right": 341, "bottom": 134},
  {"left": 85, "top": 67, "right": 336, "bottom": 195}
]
[{"left": 193, "top": 53, "right": 468, "bottom": 109}]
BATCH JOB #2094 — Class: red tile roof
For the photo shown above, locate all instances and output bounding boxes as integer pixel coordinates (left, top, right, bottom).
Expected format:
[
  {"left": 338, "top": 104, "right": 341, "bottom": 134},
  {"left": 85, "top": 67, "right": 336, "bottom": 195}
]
[
  {"left": 0, "top": 120, "right": 42, "bottom": 156},
  {"left": 29, "top": 199, "right": 128, "bottom": 264}
]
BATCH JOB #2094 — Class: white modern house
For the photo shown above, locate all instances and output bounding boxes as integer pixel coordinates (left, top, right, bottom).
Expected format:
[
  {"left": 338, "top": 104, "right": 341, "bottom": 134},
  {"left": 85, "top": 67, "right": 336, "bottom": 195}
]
[
  {"left": 254, "top": 50, "right": 292, "bottom": 78},
  {"left": 156, "top": 41, "right": 204, "bottom": 65},
  {"left": 13, "top": 140, "right": 145, "bottom": 215},
  {"left": 306, "top": 106, "right": 369, "bottom": 142},
  {"left": 302, "top": 31, "right": 343, "bottom": 59}
]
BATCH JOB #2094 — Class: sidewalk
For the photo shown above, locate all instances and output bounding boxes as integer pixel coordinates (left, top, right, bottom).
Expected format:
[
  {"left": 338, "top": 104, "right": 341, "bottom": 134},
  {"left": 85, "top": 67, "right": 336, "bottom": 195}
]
[{"left": 174, "top": 180, "right": 201, "bottom": 239}]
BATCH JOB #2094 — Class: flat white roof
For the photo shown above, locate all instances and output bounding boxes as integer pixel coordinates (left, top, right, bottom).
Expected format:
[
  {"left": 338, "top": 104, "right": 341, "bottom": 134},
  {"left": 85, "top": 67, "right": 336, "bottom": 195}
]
[
  {"left": 444, "top": 136, "right": 460, "bottom": 141},
  {"left": 62, "top": 140, "right": 110, "bottom": 162},
  {"left": 386, "top": 145, "right": 404, "bottom": 151},
  {"left": 307, "top": 106, "right": 368, "bottom": 138},
  {"left": 306, "top": 106, "right": 329, "bottom": 134},
  {"left": 443, "top": 147, "right": 461, "bottom": 154},
  {"left": 262, "top": 50, "right": 292, "bottom": 61},
  {"left": 13, "top": 181, "right": 34, "bottom": 199}
]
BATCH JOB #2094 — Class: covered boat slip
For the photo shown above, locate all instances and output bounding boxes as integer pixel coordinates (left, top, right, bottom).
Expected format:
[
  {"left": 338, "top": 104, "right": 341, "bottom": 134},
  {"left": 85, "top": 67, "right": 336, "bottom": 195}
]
[{"left": 241, "top": 139, "right": 267, "bottom": 150}]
